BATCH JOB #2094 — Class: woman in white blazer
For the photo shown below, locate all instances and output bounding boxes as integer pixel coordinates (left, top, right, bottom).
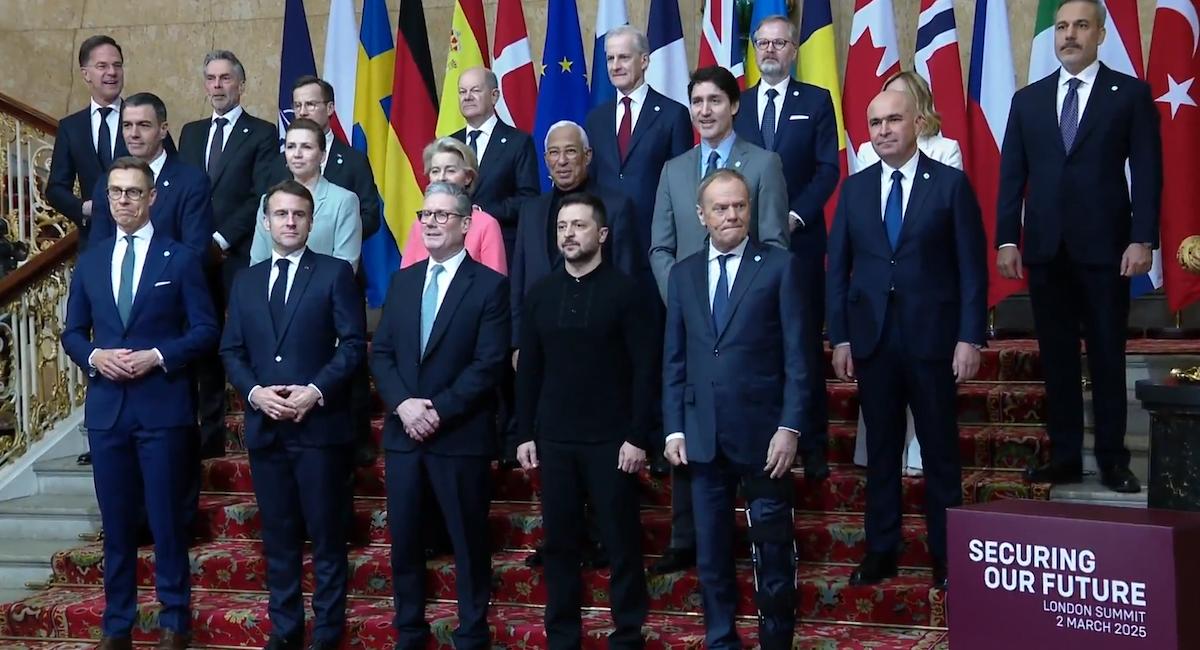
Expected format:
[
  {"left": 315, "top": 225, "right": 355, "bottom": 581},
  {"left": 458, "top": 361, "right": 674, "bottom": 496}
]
[
  {"left": 251, "top": 118, "right": 362, "bottom": 270},
  {"left": 852, "top": 71, "right": 964, "bottom": 477}
]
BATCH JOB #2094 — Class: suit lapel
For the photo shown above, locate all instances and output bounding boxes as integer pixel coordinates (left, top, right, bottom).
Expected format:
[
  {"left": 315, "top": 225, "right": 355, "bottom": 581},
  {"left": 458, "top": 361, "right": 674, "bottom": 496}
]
[
  {"left": 94, "top": 240, "right": 123, "bottom": 327},
  {"left": 594, "top": 101, "right": 620, "bottom": 165},
  {"left": 478, "top": 121, "right": 510, "bottom": 171},
  {"left": 423, "top": 259, "right": 474, "bottom": 360},
  {"left": 209, "top": 115, "right": 253, "bottom": 183},
  {"left": 862, "top": 164, "right": 892, "bottom": 252},
  {"left": 726, "top": 138, "right": 753, "bottom": 176},
  {"left": 717, "top": 243, "right": 765, "bottom": 341},
  {"left": 275, "top": 251, "right": 315, "bottom": 348},
  {"left": 1069, "top": 64, "right": 1111, "bottom": 154},
  {"left": 896, "top": 155, "right": 934, "bottom": 251},
  {"left": 312, "top": 177, "right": 330, "bottom": 217},
  {"left": 125, "top": 235, "right": 170, "bottom": 331},
  {"left": 774, "top": 80, "right": 808, "bottom": 151},
  {"left": 690, "top": 255, "right": 715, "bottom": 340},
  {"left": 739, "top": 86, "right": 766, "bottom": 148},
  {"left": 1039, "top": 74, "right": 1068, "bottom": 157},
  {"left": 625, "top": 91, "right": 664, "bottom": 163}
]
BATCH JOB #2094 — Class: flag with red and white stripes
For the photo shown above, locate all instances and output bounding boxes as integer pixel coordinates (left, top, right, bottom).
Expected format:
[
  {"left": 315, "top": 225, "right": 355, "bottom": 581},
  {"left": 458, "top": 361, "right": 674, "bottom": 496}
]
[
  {"left": 492, "top": 0, "right": 537, "bottom": 132},
  {"left": 843, "top": 0, "right": 900, "bottom": 173},
  {"left": 913, "top": 0, "right": 968, "bottom": 152},
  {"left": 698, "top": 0, "right": 744, "bottom": 85}
]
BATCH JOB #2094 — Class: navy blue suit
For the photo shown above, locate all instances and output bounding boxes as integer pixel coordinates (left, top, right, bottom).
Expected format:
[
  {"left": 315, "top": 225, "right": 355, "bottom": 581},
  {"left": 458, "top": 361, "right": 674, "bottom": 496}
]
[
  {"left": 89, "top": 155, "right": 214, "bottom": 257},
  {"left": 370, "top": 255, "right": 510, "bottom": 650},
  {"left": 47, "top": 107, "right": 130, "bottom": 242},
  {"left": 997, "top": 64, "right": 1162, "bottom": 468},
  {"left": 735, "top": 80, "right": 839, "bottom": 455},
  {"left": 663, "top": 240, "right": 813, "bottom": 649},
  {"left": 220, "top": 249, "right": 366, "bottom": 644},
  {"left": 451, "top": 120, "right": 541, "bottom": 262},
  {"left": 61, "top": 232, "right": 218, "bottom": 638},
  {"left": 827, "top": 153, "right": 986, "bottom": 563}
]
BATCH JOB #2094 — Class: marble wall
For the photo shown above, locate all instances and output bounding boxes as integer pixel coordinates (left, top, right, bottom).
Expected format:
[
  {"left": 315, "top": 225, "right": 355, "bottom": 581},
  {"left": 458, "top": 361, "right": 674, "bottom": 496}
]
[{"left": 0, "top": 0, "right": 1158, "bottom": 133}]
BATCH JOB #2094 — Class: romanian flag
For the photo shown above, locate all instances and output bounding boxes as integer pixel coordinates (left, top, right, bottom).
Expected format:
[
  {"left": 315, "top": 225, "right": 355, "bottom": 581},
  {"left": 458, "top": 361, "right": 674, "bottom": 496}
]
[
  {"left": 435, "top": 0, "right": 489, "bottom": 136},
  {"left": 743, "top": 0, "right": 788, "bottom": 88},
  {"left": 797, "top": 0, "right": 845, "bottom": 225}
]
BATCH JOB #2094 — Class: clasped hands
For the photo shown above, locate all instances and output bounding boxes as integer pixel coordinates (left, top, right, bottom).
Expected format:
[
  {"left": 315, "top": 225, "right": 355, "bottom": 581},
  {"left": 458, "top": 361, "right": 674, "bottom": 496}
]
[
  {"left": 91, "top": 348, "right": 161, "bottom": 382},
  {"left": 397, "top": 398, "right": 441, "bottom": 442},
  {"left": 252, "top": 385, "right": 322, "bottom": 422}
]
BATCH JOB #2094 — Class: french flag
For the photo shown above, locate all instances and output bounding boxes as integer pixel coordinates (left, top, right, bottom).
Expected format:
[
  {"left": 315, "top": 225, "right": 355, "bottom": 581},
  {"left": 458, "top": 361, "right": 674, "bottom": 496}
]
[
  {"left": 645, "top": 0, "right": 690, "bottom": 106},
  {"left": 914, "top": 0, "right": 968, "bottom": 151},
  {"left": 968, "top": 0, "right": 1025, "bottom": 307}
]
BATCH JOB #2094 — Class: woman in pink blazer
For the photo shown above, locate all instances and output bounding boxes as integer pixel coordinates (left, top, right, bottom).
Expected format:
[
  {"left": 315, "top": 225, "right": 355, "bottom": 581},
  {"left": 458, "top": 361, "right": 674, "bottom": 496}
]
[{"left": 400, "top": 137, "right": 508, "bottom": 274}]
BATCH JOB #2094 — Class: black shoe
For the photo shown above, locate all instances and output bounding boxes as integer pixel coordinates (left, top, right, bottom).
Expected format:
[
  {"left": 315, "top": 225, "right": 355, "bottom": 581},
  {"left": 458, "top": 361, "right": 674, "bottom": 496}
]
[
  {"left": 263, "top": 635, "right": 303, "bottom": 650},
  {"left": 1099, "top": 465, "right": 1141, "bottom": 494},
  {"left": 932, "top": 558, "right": 948, "bottom": 590},
  {"left": 1024, "top": 461, "right": 1083, "bottom": 485},
  {"left": 76, "top": 452, "right": 91, "bottom": 466},
  {"left": 803, "top": 450, "right": 830, "bottom": 482},
  {"left": 649, "top": 547, "right": 696, "bottom": 575},
  {"left": 524, "top": 546, "right": 544, "bottom": 567},
  {"left": 849, "top": 552, "right": 899, "bottom": 586}
]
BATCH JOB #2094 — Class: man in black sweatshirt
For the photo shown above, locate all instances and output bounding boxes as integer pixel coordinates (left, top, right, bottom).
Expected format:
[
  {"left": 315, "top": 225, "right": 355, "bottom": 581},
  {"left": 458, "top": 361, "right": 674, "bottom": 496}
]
[{"left": 515, "top": 192, "right": 656, "bottom": 649}]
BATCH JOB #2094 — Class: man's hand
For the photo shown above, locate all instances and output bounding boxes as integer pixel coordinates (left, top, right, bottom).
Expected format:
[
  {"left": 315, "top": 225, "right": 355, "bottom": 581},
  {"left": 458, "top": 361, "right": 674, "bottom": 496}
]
[
  {"left": 516, "top": 441, "right": 538, "bottom": 470},
  {"left": 92, "top": 348, "right": 135, "bottom": 381},
  {"left": 82, "top": 200, "right": 93, "bottom": 217},
  {"left": 511, "top": 349, "right": 520, "bottom": 372},
  {"left": 832, "top": 345, "right": 855, "bottom": 382},
  {"left": 997, "top": 247, "right": 1023, "bottom": 280},
  {"left": 124, "top": 350, "right": 161, "bottom": 378},
  {"left": 283, "top": 384, "right": 322, "bottom": 422},
  {"left": 617, "top": 442, "right": 647, "bottom": 474},
  {"left": 664, "top": 438, "right": 688, "bottom": 466},
  {"left": 252, "top": 386, "right": 298, "bottom": 421},
  {"left": 764, "top": 428, "right": 798, "bottom": 479},
  {"left": 1120, "top": 243, "right": 1153, "bottom": 277},
  {"left": 952, "top": 342, "right": 982, "bottom": 384},
  {"left": 396, "top": 398, "right": 439, "bottom": 441}
]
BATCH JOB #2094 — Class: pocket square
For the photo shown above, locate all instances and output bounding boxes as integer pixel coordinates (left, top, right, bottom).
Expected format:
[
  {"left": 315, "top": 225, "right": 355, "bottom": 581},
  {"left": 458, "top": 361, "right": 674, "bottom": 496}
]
[
  {"left": 154, "top": 280, "right": 172, "bottom": 287},
  {"left": 789, "top": 114, "right": 810, "bottom": 120}
]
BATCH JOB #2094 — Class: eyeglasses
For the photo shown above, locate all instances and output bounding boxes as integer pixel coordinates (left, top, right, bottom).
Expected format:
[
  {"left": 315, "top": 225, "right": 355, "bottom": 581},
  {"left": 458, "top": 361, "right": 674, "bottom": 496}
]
[
  {"left": 545, "top": 148, "right": 583, "bottom": 161},
  {"left": 754, "top": 38, "right": 793, "bottom": 51},
  {"left": 106, "top": 187, "right": 146, "bottom": 201},
  {"left": 292, "top": 101, "right": 330, "bottom": 112},
  {"left": 416, "top": 209, "right": 465, "bottom": 224}
]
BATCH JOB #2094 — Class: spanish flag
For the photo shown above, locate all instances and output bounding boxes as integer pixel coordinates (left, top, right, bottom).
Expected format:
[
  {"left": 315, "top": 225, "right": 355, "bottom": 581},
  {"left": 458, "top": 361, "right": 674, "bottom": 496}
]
[
  {"left": 435, "top": 0, "right": 490, "bottom": 136},
  {"left": 796, "top": 0, "right": 845, "bottom": 226}
]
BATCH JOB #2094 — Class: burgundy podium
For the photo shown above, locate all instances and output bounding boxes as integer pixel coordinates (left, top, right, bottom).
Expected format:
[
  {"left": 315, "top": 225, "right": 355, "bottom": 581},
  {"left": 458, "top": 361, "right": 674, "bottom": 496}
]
[{"left": 948, "top": 500, "right": 1200, "bottom": 649}]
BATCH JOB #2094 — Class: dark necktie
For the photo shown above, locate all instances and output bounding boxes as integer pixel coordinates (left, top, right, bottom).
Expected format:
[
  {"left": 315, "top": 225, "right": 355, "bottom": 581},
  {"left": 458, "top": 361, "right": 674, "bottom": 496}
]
[
  {"left": 884, "top": 170, "right": 904, "bottom": 250},
  {"left": 208, "top": 116, "right": 228, "bottom": 178},
  {"left": 1060, "top": 78, "right": 1082, "bottom": 151},
  {"left": 705, "top": 150, "right": 721, "bottom": 178},
  {"left": 269, "top": 258, "right": 290, "bottom": 335},
  {"left": 712, "top": 253, "right": 732, "bottom": 333},
  {"left": 761, "top": 88, "right": 779, "bottom": 150},
  {"left": 97, "top": 106, "right": 114, "bottom": 170},
  {"left": 617, "top": 96, "right": 633, "bottom": 161},
  {"left": 116, "top": 234, "right": 136, "bottom": 326},
  {"left": 468, "top": 129, "right": 482, "bottom": 156}
]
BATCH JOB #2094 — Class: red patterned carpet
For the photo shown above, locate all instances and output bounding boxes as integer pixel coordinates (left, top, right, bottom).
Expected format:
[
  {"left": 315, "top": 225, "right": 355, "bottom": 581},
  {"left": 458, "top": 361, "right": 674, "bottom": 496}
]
[{"left": 4, "top": 339, "right": 1180, "bottom": 648}]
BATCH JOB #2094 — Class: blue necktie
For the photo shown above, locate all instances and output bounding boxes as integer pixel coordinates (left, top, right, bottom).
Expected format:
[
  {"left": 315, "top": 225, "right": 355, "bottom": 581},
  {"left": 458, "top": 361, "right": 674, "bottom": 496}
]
[
  {"left": 116, "top": 235, "right": 136, "bottom": 326},
  {"left": 761, "top": 88, "right": 779, "bottom": 150},
  {"left": 468, "top": 130, "right": 482, "bottom": 155},
  {"left": 705, "top": 150, "right": 721, "bottom": 178},
  {"left": 1061, "top": 77, "right": 1082, "bottom": 151},
  {"left": 421, "top": 264, "right": 445, "bottom": 353},
  {"left": 712, "top": 254, "right": 732, "bottom": 333},
  {"left": 884, "top": 170, "right": 904, "bottom": 250},
  {"left": 269, "top": 258, "right": 290, "bottom": 335}
]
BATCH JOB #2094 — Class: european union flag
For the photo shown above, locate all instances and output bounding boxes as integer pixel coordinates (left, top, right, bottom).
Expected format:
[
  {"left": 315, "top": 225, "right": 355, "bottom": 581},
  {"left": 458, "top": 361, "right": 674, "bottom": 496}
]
[{"left": 533, "top": 0, "right": 590, "bottom": 190}]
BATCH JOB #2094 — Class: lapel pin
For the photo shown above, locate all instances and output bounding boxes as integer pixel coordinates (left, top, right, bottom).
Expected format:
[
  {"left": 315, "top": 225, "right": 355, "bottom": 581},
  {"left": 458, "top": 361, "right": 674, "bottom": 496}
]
[
  {"left": 654, "top": 105, "right": 661, "bottom": 112},
  {"left": 1111, "top": 85, "right": 1118, "bottom": 91},
  {"left": 242, "top": 127, "right": 249, "bottom": 133},
  {"left": 754, "top": 255, "right": 761, "bottom": 262},
  {"left": 337, "top": 158, "right": 344, "bottom": 164},
  {"left": 500, "top": 137, "right": 508, "bottom": 144},
  {"left": 792, "top": 90, "right": 799, "bottom": 96},
  {"left": 163, "top": 250, "right": 171, "bottom": 257},
  {"left": 162, "top": 180, "right": 170, "bottom": 187},
  {"left": 923, "top": 172, "right": 930, "bottom": 180},
  {"left": 734, "top": 160, "right": 742, "bottom": 168}
]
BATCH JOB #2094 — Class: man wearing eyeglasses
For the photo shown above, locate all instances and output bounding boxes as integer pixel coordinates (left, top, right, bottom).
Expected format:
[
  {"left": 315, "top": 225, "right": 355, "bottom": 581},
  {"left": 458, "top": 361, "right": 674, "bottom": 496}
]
[
  {"left": 734, "top": 15, "right": 840, "bottom": 482},
  {"left": 370, "top": 182, "right": 510, "bottom": 650}
]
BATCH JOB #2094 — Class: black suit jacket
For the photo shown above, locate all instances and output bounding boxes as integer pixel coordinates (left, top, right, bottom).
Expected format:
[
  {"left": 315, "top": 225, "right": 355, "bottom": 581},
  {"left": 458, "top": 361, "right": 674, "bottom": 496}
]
[
  {"left": 997, "top": 64, "right": 1162, "bottom": 265},
  {"left": 220, "top": 249, "right": 366, "bottom": 450},
  {"left": 451, "top": 119, "right": 540, "bottom": 250},
  {"left": 370, "top": 256, "right": 510, "bottom": 457},
  {"left": 47, "top": 106, "right": 129, "bottom": 238},
  {"left": 178, "top": 111, "right": 278, "bottom": 261}
]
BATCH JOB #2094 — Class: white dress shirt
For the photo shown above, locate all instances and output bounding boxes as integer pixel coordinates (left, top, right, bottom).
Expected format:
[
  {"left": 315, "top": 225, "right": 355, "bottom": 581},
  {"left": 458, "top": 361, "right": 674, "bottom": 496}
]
[
  {"left": 422, "top": 247, "right": 468, "bottom": 319},
  {"left": 147, "top": 148, "right": 167, "bottom": 182},
  {"left": 204, "top": 104, "right": 244, "bottom": 169},
  {"left": 1056, "top": 60, "right": 1100, "bottom": 128},
  {"left": 465, "top": 114, "right": 499, "bottom": 162},
  {"left": 614, "top": 82, "right": 651, "bottom": 134},
  {"left": 249, "top": 247, "right": 323, "bottom": 407},
  {"left": 706, "top": 237, "right": 747, "bottom": 308},
  {"left": 878, "top": 150, "right": 920, "bottom": 221},
  {"left": 321, "top": 129, "right": 336, "bottom": 171},
  {"left": 90, "top": 98, "right": 122, "bottom": 154},
  {"left": 756, "top": 77, "right": 789, "bottom": 132},
  {"left": 88, "top": 220, "right": 162, "bottom": 369}
]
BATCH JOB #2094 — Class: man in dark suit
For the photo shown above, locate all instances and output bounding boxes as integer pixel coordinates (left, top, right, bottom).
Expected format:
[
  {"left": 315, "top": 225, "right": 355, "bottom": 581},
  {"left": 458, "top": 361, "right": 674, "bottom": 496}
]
[
  {"left": 370, "top": 182, "right": 509, "bottom": 650},
  {"left": 88, "top": 93, "right": 213, "bottom": 256},
  {"left": 450, "top": 66, "right": 540, "bottom": 262},
  {"left": 47, "top": 35, "right": 128, "bottom": 248},
  {"left": 735, "top": 15, "right": 840, "bottom": 480},
  {"left": 827, "top": 90, "right": 987, "bottom": 590},
  {"left": 61, "top": 157, "right": 219, "bottom": 650},
  {"left": 997, "top": 0, "right": 1161, "bottom": 494},
  {"left": 220, "top": 180, "right": 366, "bottom": 650},
  {"left": 663, "top": 168, "right": 813, "bottom": 650}
]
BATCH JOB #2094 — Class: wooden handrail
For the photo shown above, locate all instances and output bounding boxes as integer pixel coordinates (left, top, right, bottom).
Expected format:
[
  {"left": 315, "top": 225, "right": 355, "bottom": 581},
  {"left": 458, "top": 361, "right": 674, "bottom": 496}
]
[
  {"left": 0, "top": 231, "right": 78, "bottom": 304},
  {"left": 0, "top": 93, "right": 59, "bottom": 135}
]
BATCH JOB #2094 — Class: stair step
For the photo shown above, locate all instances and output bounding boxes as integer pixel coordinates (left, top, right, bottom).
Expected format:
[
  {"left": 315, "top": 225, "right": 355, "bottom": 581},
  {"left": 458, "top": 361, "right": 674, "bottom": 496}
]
[
  {"left": 31, "top": 456, "right": 95, "bottom": 497},
  {"left": 0, "top": 539, "right": 73, "bottom": 589},
  {"left": 0, "top": 495, "right": 101, "bottom": 541},
  {"left": 1051, "top": 475, "right": 1150, "bottom": 508}
]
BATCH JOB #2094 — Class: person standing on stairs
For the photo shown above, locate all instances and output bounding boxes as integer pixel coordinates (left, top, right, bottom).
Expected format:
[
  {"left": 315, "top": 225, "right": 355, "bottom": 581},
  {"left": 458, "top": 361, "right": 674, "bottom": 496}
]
[
  {"left": 997, "top": 0, "right": 1161, "bottom": 494},
  {"left": 370, "top": 182, "right": 510, "bottom": 650},
  {"left": 62, "top": 156, "right": 219, "bottom": 650},
  {"left": 515, "top": 192, "right": 655, "bottom": 649},
  {"left": 663, "top": 169, "right": 814, "bottom": 650},
  {"left": 827, "top": 90, "right": 987, "bottom": 591},
  {"left": 220, "top": 180, "right": 367, "bottom": 650}
]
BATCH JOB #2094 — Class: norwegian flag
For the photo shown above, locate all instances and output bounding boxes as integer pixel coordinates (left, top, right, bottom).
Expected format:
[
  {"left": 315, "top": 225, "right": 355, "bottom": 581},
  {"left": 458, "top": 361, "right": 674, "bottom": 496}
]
[
  {"left": 492, "top": 0, "right": 537, "bottom": 132},
  {"left": 843, "top": 0, "right": 900, "bottom": 173},
  {"left": 1150, "top": 0, "right": 1200, "bottom": 310},
  {"left": 698, "top": 0, "right": 744, "bottom": 84},
  {"left": 913, "top": 0, "right": 968, "bottom": 151}
]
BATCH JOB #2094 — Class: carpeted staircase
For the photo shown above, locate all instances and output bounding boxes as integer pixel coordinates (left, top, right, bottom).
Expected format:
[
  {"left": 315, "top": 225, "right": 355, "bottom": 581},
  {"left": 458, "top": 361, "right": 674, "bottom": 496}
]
[{"left": 0, "top": 340, "right": 1080, "bottom": 648}]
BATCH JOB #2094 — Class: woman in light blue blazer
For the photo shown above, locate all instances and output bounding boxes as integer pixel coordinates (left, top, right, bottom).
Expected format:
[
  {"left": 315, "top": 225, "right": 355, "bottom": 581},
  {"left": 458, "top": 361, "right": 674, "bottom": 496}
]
[{"left": 251, "top": 118, "right": 361, "bottom": 269}]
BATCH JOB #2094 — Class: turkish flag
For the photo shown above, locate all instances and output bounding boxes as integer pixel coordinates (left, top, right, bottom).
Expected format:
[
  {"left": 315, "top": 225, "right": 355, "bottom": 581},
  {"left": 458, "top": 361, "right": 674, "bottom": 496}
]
[{"left": 1149, "top": 0, "right": 1200, "bottom": 311}]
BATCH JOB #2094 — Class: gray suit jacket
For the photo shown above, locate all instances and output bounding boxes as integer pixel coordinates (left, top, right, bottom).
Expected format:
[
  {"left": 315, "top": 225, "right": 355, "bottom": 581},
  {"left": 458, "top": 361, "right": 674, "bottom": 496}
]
[
  {"left": 251, "top": 175, "right": 362, "bottom": 270},
  {"left": 649, "top": 137, "right": 789, "bottom": 300}
]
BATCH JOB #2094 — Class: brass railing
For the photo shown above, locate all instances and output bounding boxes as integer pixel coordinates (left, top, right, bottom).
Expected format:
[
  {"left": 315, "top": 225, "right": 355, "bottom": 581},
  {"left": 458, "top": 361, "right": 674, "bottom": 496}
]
[{"left": 0, "top": 93, "right": 84, "bottom": 468}]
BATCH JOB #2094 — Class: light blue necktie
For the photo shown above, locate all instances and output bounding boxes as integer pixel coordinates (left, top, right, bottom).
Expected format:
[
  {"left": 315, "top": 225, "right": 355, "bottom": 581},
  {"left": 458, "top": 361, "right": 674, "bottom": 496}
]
[
  {"left": 117, "top": 235, "right": 136, "bottom": 326},
  {"left": 420, "top": 264, "right": 445, "bottom": 353},
  {"left": 884, "top": 170, "right": 904, "bottom": 250},
  {"left": 1061, "top": 77, "right": 1082, "bottom": 151}
]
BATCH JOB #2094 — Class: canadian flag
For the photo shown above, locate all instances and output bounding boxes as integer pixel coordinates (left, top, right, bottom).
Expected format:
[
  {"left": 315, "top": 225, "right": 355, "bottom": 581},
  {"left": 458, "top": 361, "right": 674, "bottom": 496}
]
[
  {"left": 843, "top": 0, "right": 900, "bottom": 173},
  {"left": 913, "top": 0, "right": 968, "bottom": 152},
  {"left": 492, "top": 0, "right": 537, "bottom": 132},
  {"left": 698, "top": 0, "right": 744, "bottom": 84},
  {"left": 1150, "top": 0, "right": 1200, "bottom": 310}
]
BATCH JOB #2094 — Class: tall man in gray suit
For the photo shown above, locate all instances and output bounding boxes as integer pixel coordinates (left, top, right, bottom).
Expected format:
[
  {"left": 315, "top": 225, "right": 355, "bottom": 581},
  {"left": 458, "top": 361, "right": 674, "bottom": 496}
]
[{"left": 648, "top": 65, "right": 789, "bottom": 574}]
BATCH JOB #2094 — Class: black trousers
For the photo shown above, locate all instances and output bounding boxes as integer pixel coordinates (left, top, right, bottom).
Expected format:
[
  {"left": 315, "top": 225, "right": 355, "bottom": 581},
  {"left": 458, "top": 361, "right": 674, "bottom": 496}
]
[
  {"left": 540, "top": 439, "right": 647, "bottom": 650},
  {"left": 1027, "top": 248, "right": 1131, "bottom": 468},
  {"left": 856, "top": 309, "right": 962, "bottom": 561}
]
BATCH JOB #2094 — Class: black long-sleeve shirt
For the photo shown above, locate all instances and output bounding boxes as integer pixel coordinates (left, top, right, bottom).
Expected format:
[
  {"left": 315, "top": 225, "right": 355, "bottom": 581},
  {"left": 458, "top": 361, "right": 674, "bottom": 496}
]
[{"left": 516, "top": 262, "right": 658, "bottom": 450}]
